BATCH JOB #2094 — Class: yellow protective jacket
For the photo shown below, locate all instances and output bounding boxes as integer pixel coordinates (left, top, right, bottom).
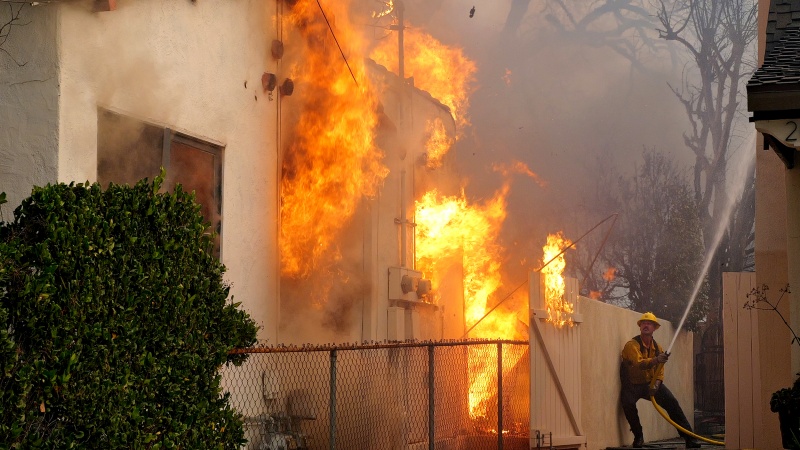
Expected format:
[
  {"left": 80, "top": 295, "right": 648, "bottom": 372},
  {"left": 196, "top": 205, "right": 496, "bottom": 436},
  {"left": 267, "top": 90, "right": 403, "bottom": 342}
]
[{"left": 620, "top": 335, "right": 665, "bottom": 385}]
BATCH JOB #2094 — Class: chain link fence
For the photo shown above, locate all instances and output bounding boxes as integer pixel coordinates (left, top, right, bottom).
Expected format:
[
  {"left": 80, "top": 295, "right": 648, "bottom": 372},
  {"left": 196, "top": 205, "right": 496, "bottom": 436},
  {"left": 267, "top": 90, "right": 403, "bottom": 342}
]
[{"left": 221, "top": 340, "right": 529, "bottom": 450}]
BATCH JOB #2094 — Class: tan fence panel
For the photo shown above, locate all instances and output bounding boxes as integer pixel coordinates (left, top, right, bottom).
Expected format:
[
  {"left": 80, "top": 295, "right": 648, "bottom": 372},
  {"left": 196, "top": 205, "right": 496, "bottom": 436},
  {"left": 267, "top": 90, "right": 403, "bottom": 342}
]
[
  {"left": 723, "top": 271, "right": 760, "bottom": 449},
  {"left": 529, "top": 274, "right": 585, "bottom": 448}
]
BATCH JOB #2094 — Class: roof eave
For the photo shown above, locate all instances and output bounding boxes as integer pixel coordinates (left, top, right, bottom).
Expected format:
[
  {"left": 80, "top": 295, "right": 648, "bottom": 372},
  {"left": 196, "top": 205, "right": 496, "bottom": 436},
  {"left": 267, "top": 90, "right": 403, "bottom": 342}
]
[{"left": 747, "top": 87, "right": 800, "bottom": 117}]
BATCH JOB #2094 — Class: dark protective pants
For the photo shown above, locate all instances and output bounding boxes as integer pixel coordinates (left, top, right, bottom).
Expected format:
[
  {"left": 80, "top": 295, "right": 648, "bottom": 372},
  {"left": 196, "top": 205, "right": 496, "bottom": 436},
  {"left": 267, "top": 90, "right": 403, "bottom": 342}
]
[{"left": 621, "top": 382, "right": 694, "bottom": 440}]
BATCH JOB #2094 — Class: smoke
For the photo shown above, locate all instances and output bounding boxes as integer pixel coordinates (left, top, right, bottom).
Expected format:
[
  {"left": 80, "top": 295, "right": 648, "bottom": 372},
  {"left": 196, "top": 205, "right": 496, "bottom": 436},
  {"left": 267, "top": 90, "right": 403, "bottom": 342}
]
[
  {"left": 399, "top": 0, "right": 697, "bottom": 282},
  {"left": 279, "top": 0, "right": 706, "bottom": 340}
]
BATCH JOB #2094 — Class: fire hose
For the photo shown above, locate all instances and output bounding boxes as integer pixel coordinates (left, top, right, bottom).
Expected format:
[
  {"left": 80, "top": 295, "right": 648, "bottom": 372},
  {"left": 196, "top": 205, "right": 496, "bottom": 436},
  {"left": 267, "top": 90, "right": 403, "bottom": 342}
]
[{"left": 649, "top": 364, "right": 725, "bottom": 446}]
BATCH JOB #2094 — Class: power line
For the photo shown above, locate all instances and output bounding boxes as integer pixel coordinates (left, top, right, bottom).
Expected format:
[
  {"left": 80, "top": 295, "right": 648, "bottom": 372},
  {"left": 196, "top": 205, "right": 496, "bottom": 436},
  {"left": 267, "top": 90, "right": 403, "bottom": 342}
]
[{"left": 315, "top": 0, "right": 359, "bottom": 88}]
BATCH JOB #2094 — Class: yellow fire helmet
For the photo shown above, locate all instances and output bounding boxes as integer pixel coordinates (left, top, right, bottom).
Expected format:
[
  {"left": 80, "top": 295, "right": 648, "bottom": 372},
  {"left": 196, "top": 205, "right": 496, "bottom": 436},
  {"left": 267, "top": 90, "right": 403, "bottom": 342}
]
[{"left": 637, "top": 312, "right": 661, "bottom": 329}]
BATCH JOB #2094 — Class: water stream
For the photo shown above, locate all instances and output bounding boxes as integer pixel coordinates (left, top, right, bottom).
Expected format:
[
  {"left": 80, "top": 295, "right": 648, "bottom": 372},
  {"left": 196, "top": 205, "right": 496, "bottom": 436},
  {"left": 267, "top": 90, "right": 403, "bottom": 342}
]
[{"left": 666, "top": 133, "right": 757, "bottom": 354}]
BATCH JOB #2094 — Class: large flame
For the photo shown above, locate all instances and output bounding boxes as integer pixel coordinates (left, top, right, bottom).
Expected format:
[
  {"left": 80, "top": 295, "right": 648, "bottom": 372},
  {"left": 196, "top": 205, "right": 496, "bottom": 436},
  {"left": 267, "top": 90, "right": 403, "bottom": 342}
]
[
  {"left": 541, "top": 232, "right": 574, "bottom": 327},
  {"left": 280, "top": 0, "right": 389, "bottom": 279},
  {"left": 424, "top": 117, "right": 453, "bottom": 169},
  {"left": 415, "top": 186, "right": 507, "bottom": 319},
  {"left": 280, "top": 0, "right": 524, "bottom": 426},
  {"left": 414, "top": 185, "right": 526, "bottom": 419},
  {"left": 370, "top": 25, "right": 476, "bottom": 131}
]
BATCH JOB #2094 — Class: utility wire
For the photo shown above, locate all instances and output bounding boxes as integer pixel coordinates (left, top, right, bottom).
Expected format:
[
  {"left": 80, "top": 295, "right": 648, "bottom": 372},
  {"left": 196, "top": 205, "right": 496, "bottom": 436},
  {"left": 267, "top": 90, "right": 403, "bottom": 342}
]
[
  {"left": 315, "top": 0, "right": 359, "bottom": 88},
  {"left": 579, "top": 213, "right": 618, "bottom": 288}
]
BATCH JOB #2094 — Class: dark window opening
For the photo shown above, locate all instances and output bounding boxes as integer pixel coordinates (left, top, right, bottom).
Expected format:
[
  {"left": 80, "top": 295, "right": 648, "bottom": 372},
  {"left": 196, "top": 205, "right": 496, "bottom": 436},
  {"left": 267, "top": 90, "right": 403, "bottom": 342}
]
[{"left": 97, "top": 109, "right": 223, "bottom": 257}]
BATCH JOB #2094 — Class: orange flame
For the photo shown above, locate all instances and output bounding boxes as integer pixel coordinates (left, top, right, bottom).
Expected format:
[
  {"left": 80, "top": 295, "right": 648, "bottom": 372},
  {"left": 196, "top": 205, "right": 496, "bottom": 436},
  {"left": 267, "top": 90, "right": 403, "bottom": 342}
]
[
  {"left": 603, "top": 266, "right": 617, "bottom": 281},
  {"left": 424, "top": 118, "right": 453, "bottom": 169},
  {"left": 372, "top": 0, "right": 394, "bottom": 19},
  {"left": 492, "top": 160, "right": 547, "bottom": 187},
  {"left": 467, "top": 344, "right": 524, "bottom": 420},
  {"left": 503, "top": 68, "right": 512, "bottom": 85},
  {"left": 280, "top": 0, "right": 389, "bottom": 279},
  {"left": 542, "top": 232, "right": 574, "bottom": 327},
  {"left": 414, "top": 185, "right": 526, "bottom": 418},
  {"left": 415, "top": 187, "right": 507, "bottom": 312},
  {"left": 370, "top": 26, "right": 477, "bottom": 131},
  {"left": 279, "top": 0, "right": 522, "bottom": 425}
]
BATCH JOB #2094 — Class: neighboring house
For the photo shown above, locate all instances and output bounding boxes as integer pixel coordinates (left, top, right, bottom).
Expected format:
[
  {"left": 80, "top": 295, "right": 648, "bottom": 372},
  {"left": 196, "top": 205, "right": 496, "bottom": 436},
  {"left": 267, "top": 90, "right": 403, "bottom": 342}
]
[
  {"left": 0, "top": 0, "right": 456, "bottom": 345},
  {"left": 742, "top": 0, "right": 800, "bottom": 448}
]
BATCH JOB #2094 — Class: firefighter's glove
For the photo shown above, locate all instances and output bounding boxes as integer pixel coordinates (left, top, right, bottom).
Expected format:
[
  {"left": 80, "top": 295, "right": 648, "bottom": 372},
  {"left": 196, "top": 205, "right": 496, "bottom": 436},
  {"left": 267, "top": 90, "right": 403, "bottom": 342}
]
[
  {"left": 648, "top": 380, "right": 662, "bottom": 397},
  {"left": 655, "top": 353, "right": 669, "bottom": 364}
]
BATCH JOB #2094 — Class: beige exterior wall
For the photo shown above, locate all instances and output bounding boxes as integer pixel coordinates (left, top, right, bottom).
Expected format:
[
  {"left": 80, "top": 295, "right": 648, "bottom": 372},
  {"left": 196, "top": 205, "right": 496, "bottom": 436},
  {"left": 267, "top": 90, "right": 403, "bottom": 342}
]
[
  {"left": 55, "top": 0, "right": 282, "bottom": 342},
  {"left": 753, "top": 0, "right": 797, "bottom": 448},
  {"left": 579, "top": 297, "right": 694, "bottom": 450},
  {"left": 0, "top": 5, "right": 59, "bottom": 210},
  {"left": 786, "top": 166, "right": 800, "bottom": 375},
  {"left": 755, "top": 139, "right": 792, "bottom": 450}
]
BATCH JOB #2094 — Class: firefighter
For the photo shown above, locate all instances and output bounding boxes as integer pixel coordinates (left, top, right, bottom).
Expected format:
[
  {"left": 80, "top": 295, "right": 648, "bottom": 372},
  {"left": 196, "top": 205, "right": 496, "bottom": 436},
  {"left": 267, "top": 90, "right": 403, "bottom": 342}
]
[{"left": 620, "top": 312, "right": 701, "bottom": 448}]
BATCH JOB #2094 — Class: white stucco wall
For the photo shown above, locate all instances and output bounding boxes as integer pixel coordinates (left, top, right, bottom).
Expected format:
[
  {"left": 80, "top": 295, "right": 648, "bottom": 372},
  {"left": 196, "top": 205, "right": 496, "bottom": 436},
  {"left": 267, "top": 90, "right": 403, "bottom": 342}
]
[
  {"left": 57, "top": 0, "right": 281, "bottom": 341},
  {"left": 0, "top": 5, "right": 59, "bottom": 211}
]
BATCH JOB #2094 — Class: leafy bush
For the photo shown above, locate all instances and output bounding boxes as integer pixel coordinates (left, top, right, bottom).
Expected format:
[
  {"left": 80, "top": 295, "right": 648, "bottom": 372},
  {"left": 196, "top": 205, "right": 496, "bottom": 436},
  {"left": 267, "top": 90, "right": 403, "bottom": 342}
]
[
  {"left": 0, "top": 176, "right": 257, "bottom": 449},
  {"left": 771, "top": 373, "right": 800, "bottom": 415},
  {"left": 1, "top": 248, "right": 36, "bottom": 447}
]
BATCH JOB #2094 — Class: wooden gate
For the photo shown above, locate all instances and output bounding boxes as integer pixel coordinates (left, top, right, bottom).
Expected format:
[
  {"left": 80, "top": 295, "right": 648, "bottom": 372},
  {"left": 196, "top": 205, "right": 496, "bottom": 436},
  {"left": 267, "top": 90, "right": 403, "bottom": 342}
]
[
  {"left": 722, "top": 271, "right": 761, "bottom": 449},
  {"left": 529, "top": 273, "right": 586, "bottom": 448}
]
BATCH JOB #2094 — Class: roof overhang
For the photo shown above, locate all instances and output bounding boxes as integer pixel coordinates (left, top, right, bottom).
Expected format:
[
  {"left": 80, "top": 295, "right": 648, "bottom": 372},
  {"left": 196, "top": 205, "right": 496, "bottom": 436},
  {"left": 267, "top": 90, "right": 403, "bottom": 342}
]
[
  {"left": 748, "top": 90, "right": 800, "bottom": 115},
  {"left": 748, "top": 86, "right": 800, "bottom": 169},
  {"left": 749, "top": 112, "right": 799, "bottom": 168}
]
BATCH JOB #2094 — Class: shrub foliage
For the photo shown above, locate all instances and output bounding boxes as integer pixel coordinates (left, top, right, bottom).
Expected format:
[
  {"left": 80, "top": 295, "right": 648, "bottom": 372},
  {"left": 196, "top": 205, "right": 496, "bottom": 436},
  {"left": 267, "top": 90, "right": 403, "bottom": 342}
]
[{"left": 0, "top": 176, "right": 257, "bottom": 449}]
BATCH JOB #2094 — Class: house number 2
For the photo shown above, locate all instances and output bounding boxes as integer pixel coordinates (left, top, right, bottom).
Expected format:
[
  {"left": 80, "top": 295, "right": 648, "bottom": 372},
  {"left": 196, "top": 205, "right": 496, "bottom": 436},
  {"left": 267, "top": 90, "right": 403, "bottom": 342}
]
[{"left": 787, "top": 121, "right": 798, "bottom": 142}]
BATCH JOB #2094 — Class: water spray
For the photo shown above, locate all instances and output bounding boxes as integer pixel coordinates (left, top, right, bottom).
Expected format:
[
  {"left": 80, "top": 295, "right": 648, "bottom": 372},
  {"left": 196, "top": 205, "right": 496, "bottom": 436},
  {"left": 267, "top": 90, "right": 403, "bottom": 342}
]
[
  {"left": 665, "top": 135, "right": 756, "bottom": 354},
  {"left": 650, "top": 136, "right": 757, "bottom": 447}
]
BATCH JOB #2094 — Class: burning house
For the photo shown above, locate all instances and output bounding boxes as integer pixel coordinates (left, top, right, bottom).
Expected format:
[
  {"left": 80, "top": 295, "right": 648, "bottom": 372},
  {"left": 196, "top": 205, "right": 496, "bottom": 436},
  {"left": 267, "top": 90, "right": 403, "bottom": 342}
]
[
  {"left": 0, "top": 1, "right": 699, "bottom": 449},
  {"left": 0, "top": 0, "right": 471, "bottom": 344}
]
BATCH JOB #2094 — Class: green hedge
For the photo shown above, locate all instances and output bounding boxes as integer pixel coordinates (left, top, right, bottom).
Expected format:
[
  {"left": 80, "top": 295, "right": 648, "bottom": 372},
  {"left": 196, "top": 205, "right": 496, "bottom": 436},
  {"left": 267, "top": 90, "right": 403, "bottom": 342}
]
[{"left": 0, "top": 176, "right": 258, "bottom": 449}]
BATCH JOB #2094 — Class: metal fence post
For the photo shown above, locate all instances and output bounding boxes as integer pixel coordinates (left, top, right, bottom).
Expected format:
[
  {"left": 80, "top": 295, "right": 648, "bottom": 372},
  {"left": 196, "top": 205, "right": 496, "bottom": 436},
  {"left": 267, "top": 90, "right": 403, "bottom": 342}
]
[
  {"left": 330, "top": 349, "right": 337, "bottom": 450},
  {"left": 498, "top": 342, "right": 503, "bottom": 450},
  {"left": 428, "top": 344, "right": 435, "bottom": 450}
]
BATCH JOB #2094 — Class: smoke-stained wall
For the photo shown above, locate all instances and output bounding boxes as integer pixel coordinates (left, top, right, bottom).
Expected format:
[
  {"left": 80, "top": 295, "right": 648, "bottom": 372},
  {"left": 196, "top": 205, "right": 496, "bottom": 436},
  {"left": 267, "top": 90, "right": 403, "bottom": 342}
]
[{"left": 54, "top": 0, "right": 281, "bottom": 342}]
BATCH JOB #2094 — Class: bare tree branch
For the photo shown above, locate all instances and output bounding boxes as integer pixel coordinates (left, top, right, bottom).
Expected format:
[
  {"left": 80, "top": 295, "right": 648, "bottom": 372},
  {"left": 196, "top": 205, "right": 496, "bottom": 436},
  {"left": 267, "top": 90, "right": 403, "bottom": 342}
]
[
  {"left": 548, "top": 0, "right": 757, "bottom": 325},
  {"left": 0, "top": 2, "right": 28, "bottom": 67}
]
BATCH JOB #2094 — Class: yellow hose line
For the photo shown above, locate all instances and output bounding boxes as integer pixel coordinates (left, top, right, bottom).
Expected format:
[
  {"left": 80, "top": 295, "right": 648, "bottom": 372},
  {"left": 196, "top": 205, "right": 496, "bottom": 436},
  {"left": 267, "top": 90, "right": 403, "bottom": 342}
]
[{"left": 650, "top": 396, "right": 725, "bottom": 446}]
